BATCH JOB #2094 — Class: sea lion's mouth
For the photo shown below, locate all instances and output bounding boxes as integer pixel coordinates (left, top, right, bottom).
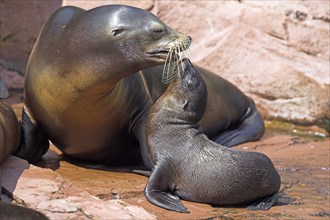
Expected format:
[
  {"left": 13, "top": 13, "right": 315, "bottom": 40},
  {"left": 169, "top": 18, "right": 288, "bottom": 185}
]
[{"left": 147, "top": 49, "right": 170, "bottom": 59}]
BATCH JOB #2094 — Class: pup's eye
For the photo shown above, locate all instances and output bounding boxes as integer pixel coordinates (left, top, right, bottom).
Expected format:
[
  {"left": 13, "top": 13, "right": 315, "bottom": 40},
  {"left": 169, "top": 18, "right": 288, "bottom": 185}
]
[{"left": 111, "top": 29, "right": 124, "bottom": 36}]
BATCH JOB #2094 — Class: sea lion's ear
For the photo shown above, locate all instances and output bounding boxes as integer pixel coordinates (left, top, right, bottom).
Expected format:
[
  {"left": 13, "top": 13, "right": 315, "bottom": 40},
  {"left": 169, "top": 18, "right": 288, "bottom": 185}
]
[{"left": 0, "top": 75, "right": 9, "bottom": 99}]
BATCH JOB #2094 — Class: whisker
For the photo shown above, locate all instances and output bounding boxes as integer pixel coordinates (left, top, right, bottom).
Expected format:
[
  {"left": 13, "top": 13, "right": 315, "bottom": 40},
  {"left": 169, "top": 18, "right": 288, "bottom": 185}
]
[
  {"left": 163, "top": 48, "right": 171, "bottom": 78},
  {"left": 163, "top": 50, "right": 171, "bottom": 83},
  {"left": 179, "top": 44, "right": 185, "bottom": 75},
  {"left": 163, "top": 47, "right": 174, "bottom": 83},
  {"left": 172, "top": 47, "right": 179, "bottom": 81},
  {"left": 162, "top": 37, "right": 191, "bottom": 84}
]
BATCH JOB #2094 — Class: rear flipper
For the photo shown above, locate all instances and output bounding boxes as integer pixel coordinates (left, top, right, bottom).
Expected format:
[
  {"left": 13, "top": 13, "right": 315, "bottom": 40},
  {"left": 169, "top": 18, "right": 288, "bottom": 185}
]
[
  {"left": 247, "top": 192, "right": 279, "bottom": 211},
  {"left": 131, "top": 169, "right": 151, "bottom": 177},
  {"left": 144, "top": 163, "right": 189, "bottom": 213},
  {"left": 14, "top": 107, "right": 49, "bottom": 163},
  {"left": 212, "top": 102, "right": 265, "bottom": 147}
]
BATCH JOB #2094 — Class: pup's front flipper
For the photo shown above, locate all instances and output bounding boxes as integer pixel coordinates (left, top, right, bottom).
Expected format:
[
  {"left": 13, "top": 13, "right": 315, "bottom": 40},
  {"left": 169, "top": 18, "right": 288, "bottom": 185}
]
[{"left": 144, "top": 163, "right": 189, "bottom": 213}]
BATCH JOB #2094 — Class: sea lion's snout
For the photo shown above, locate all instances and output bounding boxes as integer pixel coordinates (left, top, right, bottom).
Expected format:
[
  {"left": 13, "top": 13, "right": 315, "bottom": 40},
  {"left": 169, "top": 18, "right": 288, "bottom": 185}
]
[
  {"left": 180, "top": 58, "right": 197, "bottom": 80},
  {"left": 181, "top": 58, "right": 192, "bottom": 70},
  {"left": 179, "top": 34, "right": 191, "bottom": 52},
  {"left": 166, "top": 34, "right": 191, "bottom": 53}
]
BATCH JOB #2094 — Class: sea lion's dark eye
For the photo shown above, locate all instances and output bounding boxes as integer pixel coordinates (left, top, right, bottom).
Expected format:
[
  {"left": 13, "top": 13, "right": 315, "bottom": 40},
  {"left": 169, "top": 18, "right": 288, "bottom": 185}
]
[
  {"left": 111, "top": 29, "right": 124, "bottom": 36},
  {"left": 152, "top": 29, "right": 163, "bottom": 34}
]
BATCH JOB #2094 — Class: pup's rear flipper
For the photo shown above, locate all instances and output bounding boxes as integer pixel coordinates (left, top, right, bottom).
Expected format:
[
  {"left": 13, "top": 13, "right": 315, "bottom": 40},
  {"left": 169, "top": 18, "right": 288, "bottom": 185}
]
[
  {"left": 247, "top": 192, "right": 279, "bottom": 211},
  {"left": 144, "top": 164, "right": 189, "bottom": 213}
]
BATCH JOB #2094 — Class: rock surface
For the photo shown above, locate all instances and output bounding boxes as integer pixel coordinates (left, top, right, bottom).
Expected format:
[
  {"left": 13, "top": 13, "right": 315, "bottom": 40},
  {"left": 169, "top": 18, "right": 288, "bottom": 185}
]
[
  {"left": 152, "top": 0, "right": 330, "bottom": 129},
  {"left": 0, "top": 66, "right": 24, "bottom": 104},
  {"left": 0, "top": 0, "right": 62, "bottom": 74},
  {"left": 62, "top": 0, "right": 154, "bottom": 11},
  {"left": 1, "top": 132, "right": 329, "bottom": 219},
  {"left": 1, "top": 156, "right": 156, "bottom": 219}
]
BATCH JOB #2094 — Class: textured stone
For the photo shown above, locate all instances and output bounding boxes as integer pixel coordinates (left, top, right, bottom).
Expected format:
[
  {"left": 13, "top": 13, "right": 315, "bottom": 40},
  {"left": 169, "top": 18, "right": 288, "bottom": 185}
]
[
  {"left": 0, "top": 156, "right": 156, "bottom": 219},
  {"left": 62, "top": 0, "right": 154, "bottom": 10},
  {"left": 0, "top": 0, "right": 62, "bottom": 74},
  {"left": 153, "top": 1, "right": 329, "bottom": 129},
  {"left": 0, "top": 66, "right": 25, "bottom": 104},
  {"left": 0, "top": 156, "right": 29, "bottom": 201},
  {"left": 0, "top": 66, "right": 24, "bottom": 90},
  {"left": 1, "top": 133, "right": 329, "bottom": 219}
]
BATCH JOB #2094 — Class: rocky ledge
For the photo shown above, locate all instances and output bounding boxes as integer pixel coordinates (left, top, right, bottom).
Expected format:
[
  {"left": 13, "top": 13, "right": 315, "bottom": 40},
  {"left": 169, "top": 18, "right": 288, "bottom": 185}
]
[{"left": 1, "top": 131, "right": 329, "bottom": 219}]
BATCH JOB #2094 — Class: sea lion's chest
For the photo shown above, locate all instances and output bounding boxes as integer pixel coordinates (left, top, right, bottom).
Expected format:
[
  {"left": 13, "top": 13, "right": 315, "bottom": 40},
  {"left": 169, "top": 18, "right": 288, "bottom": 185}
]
[{"left": 33, "top": 74, "right": 154, "bottom": 154}]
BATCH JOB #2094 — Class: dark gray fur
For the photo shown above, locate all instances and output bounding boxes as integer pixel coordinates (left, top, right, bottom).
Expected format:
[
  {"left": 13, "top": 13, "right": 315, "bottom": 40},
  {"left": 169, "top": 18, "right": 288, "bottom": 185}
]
[{"left": 145, "top": 58, "right": 281, "bottom": 213}]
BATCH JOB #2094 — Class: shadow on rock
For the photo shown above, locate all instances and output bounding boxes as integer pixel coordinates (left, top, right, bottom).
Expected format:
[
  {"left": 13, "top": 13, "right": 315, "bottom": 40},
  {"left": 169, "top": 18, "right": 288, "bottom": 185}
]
[{"left": 0, "top": 156, "right": 29, "bottom": 201}]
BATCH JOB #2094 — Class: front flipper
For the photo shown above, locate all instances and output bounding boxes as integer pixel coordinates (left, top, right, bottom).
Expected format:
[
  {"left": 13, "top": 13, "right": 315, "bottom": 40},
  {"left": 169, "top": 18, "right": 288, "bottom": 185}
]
[
  {"left": 145, "top": 164, "right": 189, "bottom": 213},
  {"left": 15, "top": 107, "right": 49, "bottom": 163},
  {"left": 130, "top": 110, "right": 153, "bottom": 170},
  {"left": 212, "top": 102, "right": 265, "bottom": 147},
  {"left": 247, "top": 192, "right": 279, "bottom": 211}
]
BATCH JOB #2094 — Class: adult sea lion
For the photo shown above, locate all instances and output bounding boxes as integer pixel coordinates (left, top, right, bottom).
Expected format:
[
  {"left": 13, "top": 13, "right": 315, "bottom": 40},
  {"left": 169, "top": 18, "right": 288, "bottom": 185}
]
[
  {"left": 16, "top": 5, "right": 264, "bottom": 169},
  {"left": 145, "top": 58, "right": 280, "bottom": 213}
]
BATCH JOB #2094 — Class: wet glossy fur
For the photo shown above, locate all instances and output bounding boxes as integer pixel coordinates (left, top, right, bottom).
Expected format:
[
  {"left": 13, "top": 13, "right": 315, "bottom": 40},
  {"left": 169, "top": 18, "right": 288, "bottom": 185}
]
[
  {"left": 145, "top": 59, "right": 281, "bottom": 213},
  {"left": 18, "top": 5, "right": 264, "bottom": 170}
]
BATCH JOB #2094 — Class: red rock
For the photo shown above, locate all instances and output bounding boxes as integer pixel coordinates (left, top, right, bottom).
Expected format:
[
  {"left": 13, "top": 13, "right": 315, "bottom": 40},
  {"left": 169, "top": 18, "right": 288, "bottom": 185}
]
[
  {"left": 1, "top": 132, "right": 329, "bottom": 219},
  {"left": 0, "top": 0, "right": 62, "bottom": 74},
  {"left": 0, "top": 156, "right": 155, "bottom": 219},
  {"left": 154, "top": 1, "right": 329, "bottom": 128},
  {"left": 0, "top": 66, "right": 24, "bottom": 89},
  {"left": 62, "top": 0, "right": 154, "bottom": 10}
]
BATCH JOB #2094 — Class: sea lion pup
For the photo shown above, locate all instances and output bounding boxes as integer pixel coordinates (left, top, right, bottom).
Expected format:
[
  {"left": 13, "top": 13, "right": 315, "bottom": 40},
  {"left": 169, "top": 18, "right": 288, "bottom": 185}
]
[
  {"left": 0, "top": 74, "right": 20, "bottom": 204},
  {"left": 145, "top": 58, "right": 281, "bottom": 213},
  {"left": 0, "top": 75, "right": 21, "bottom": 164},
  {"left": 17, "top": 5, "right": 264, "bottom": 169},
  {"left": 0, "top": 77, "right": 47, "bottom": 219}
]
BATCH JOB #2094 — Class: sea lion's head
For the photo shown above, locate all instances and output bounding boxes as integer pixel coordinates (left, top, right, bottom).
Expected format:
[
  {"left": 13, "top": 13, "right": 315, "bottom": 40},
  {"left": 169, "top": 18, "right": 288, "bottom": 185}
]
[
  {"left": 160, "top": 58, "right": 207, "bottom": 124},
  {"left": 67, "top": 5, "right": 191, "bottom": 74}
]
